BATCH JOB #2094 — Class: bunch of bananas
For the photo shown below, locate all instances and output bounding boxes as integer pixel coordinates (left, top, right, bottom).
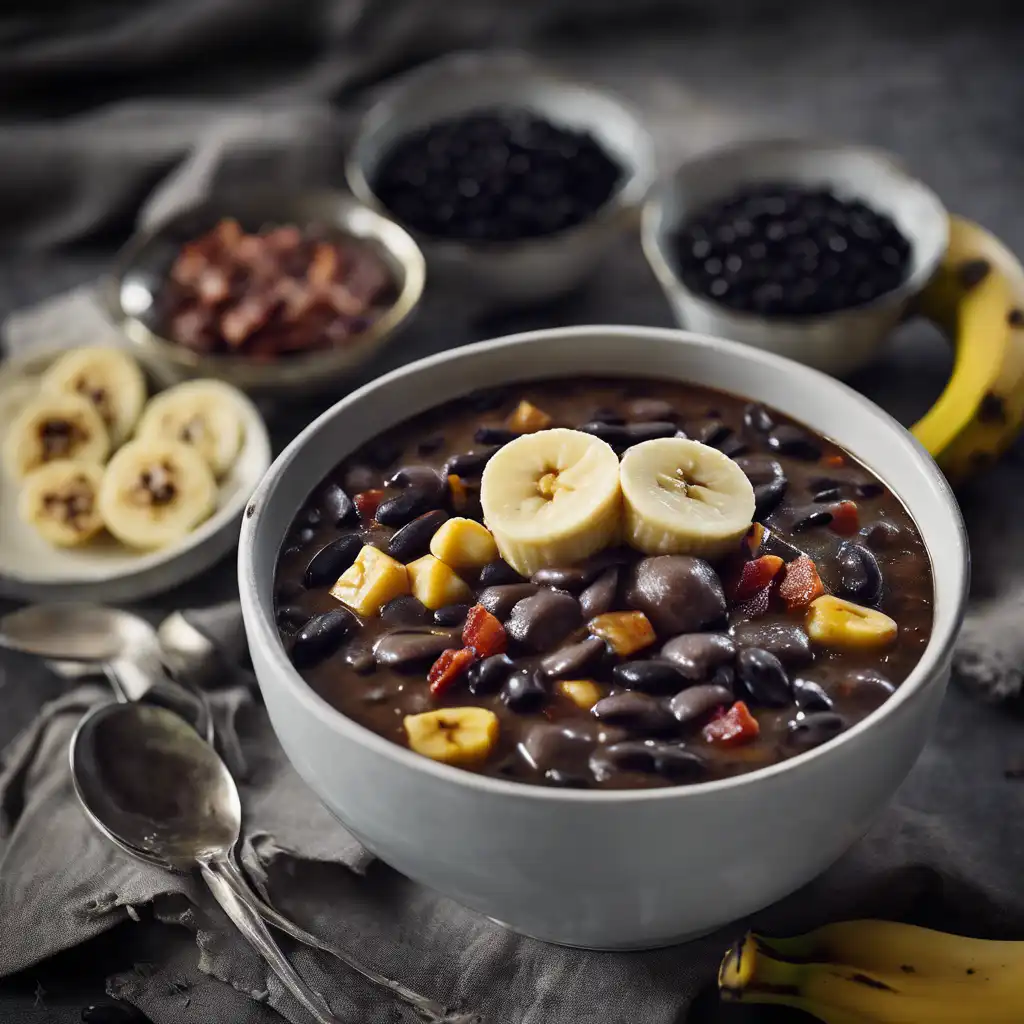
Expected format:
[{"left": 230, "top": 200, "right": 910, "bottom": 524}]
[
  {"left": 720, "top": 922, "right": 1024, "bottom": 1022},
  {"left": 911, "top": 215, "right": 1024, "bottom": 483}
]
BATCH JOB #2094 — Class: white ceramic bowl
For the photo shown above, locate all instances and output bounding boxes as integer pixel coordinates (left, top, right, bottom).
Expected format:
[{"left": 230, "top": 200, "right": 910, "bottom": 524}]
[
  {"left": 642, "top": 139, "right": 949, "bottom": 377},
  {"left": 346, "top": 51, "right": 657, "bottom": 307},
  {"left": 238, "top": 325, "right": 968, "bottom": 950}
]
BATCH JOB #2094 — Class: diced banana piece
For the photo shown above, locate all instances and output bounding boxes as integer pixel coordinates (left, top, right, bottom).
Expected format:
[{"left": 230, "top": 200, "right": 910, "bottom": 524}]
[
  {"left": 18, "top": 460, "right": 105, "bottom": 547},
  {"left": 406, "top": 554, "right": 474, "bottom": 610},
  {"left": 330, "top": 545, "right": 409, "bottom": 617},
  {"left": 41, "top": 346, "right": 147, "bottom": 447},
  {"left": 429, "top": 517, "right": 499, "bottom": 570},
  {"left": 3, "top": 393, "right": 110, "bottom": 481},
  {"left": 806, "top": 595, "right": 898, "bottom": 651},
  {"left": 480, "top": 427, "right": 621, "bottom": 576},
  {"left": 507, "top": 399, "right": 552, "bottom": 434},
  {"left": 404, "top": 707, "right": 500, "bottom": 767},
  {"left": 136, "top": 379, "right": 245, "bottom": 478},
  {"left": 620, "top": 438, "right": 755, "bottom": 558},
  {"left": 557, "top": 679, "right": 603, "bottom": 710},
  {"left": 98, "top": 438, "right": 217, "bottom": 549},
  {"left": 588, "top": 611, "right": 656, "bottom": 656}
]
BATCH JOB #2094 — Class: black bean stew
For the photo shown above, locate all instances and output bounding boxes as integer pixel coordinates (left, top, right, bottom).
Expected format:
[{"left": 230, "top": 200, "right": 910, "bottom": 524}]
[{"left": 274, "top": 379, "right": 933, "bottom": 790}]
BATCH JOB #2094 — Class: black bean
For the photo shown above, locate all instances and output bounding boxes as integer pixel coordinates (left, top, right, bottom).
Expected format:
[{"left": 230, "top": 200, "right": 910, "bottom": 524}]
[
  {"left": 858, "top": 519, "right": 902, "bottom": 550},
  {"left": 577, "top": 421, "right": 629, "bottom": 446},
  {"left": 478, "top": 559, "right": 524, "bottom": 586},
  {"left": 365, "top": 436, "right": 402, "bottom": 469},
  {"left": 467, "top": 653, "right": 515, "bottom": 695},
  {"left": 276, "top": 605, "right": 309, "bottom": 629},
  {"left": 793, "top": 508, "right": 834, "bottom": 531},
  {"left": 836, "top": 541, "right": 883, "bottom": 605},
  {"left": 475, "top": 426, "right": 519, "bottom": 445},
  {"left": 626, "top": 398, "right": 676, "bottom": 422},
  {"left": 767, "top": 425, "right": 821, "bottom": 460},
  {"left": 434, "top": 603, "right": 472, "bottom": 627},
  {"left": 669, "top": 684, "right": 733, "bottom": 723},
  {"left": 532, "top": 566, "right": 588, "bottom": 591},
  {"left": 590, "top": 740, "right": 705, "bottom": 782},
  {"left": 735, "top": 454, "right": 785, "bottom": 485},
  {"left": 591, "top": 406, "right": 627, "bottom": 425},
  {"left": 380, "top": 595, "right": 431, "bottom": 626},
  {"left": 444, "top": 450, "right": 493, "bottom": 478},
  {"left": 854, "top": 481, "right": 884, "bottom": 499},
  {"left": 321, "top": 483, "right": 356, "bottom": 526},
  {"left": 735, "top": 647, "right": 792, "bottom": 707},
  {"left": 730, "top": 620, "right": 812, "bottom": 667},
  {"left": 291, "top": 609, "right": 356, "bottom": 667},
  {"left": 623, "top": 420, "right": 678, "bottom": 443},
  {"left": 626, "top": 555, "right": 727, "bottom": 634},
  {"left": 502, "top": 667, "right": 548, "bottom": 712},
  {"left": 693, "top": 419, "right": 731, "bottom": 446},
  {"left": 612, "top": 659, "right": 688, "bottom": 694},
  {"left": 372, "top": 631, "right": 454, "bottom": 668},
  {"left": 743, "top": 403, "right": 775, "bottom": 433},
  {"left": 386, "top": 465, "right": 446, "bottom": 502},
  {"left": 792, "top": 678, "right": 835, "bottom": 711},
  {"left": 540, "top": 635, "right": 606, "bottom": 678},
  {"left": 710, "top": 663, "right": 736, "bottom": 691},
  {"left": 544, "top": 769, "right": 590, "bottom": 788},
  {"left": 592, "top": 692, "right": 676, "bottom": 734},
  {"left": 786, "top": 712, "right": 847, "bottom": 749},
  {"left": 838, "top": 668, "right": 895, "bottom": 700},
  {"left": 579, "top": 567, "right": 620, "bottom": 618},
  {"left": 506, "top": 590, "right": 581, "bottom": 652},
  {"left": 374, "top": 487, "right": 441, "bottom": 527},
  {"left": 813, "top": 487, "right": 842, "bottom": 503},
  {"left": 718, "top": 435, "right": 750, "bottom": 458},
  {"left": 477, "top": 583, "right": 540, "bottom": 618},
  {"left": 387, "top": 509, "right": 448, "bottom": 561},
  {"left": 754, "top": 477, "right": 788, "bottom": 518},
  {"left": 418, "top": 433, "right": 445, "bottom": 455},
  {"left": 341, "top": 641, "right": 376, "bottom": 674},
  {"left": 304, "top": 534, "right": 364, "bottom": 588},
  {"left": 661, "top": 632, "right": 736, "bottom": 680},
  {"left": 519, "top": 722, "right": 591, "bottom": 770}
]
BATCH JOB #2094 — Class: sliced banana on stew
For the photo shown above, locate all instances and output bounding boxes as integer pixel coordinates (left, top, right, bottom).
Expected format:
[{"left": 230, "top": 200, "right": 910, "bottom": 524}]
[
  {"left": 40, "top": 346, "right": 147, "bottom": 448},
  {"left": 3, "top": 392, "right": 110, "bottom": 481},
  {"left": 99, "top": 438, "right": 217, "bottom": 549},
  {"left": 480, "top": 427, "right": 621, "bottom": 576},
  {"left": 403, "top": 707, "right": 499, "bottom": 767},
  {"left": 19, "top": 460, "right": 106, "bottom": 547},
  {"left": 135, "top": 380, "right": 245, "bottom": 478},
  {"left": 620, "top": 438, "right": 755, "bottom": 558}
]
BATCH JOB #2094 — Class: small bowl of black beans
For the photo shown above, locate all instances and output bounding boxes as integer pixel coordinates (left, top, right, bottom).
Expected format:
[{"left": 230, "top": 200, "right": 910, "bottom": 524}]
[
  {"left": 642, "top": 138, "right": 949, "bottom": 377},
  {"left": 346, "top": 51, "right": 657, "bottom": 307}
]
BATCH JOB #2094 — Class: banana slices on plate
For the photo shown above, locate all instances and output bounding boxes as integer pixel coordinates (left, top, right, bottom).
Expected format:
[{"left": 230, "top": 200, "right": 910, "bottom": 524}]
[
  {"left": 99, "top": 439, "right": 218, "bottom": 549},
  {"left": 2, "top": 345, "right": 251, "bottom": 553},
  {"left": 480, "top": 427, "right": 622, "bottom": 576},
  {"left": 620, "top": 437, "right": 755, "bottom": 558},
  {"left": 40, "top": 346, "right": 147, "bottom": 447}
]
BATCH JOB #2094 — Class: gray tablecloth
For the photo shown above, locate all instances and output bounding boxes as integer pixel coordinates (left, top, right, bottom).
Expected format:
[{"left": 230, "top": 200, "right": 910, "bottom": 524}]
[{"left": 2, "top": 1, "right": 1024, "bottom": 1022}]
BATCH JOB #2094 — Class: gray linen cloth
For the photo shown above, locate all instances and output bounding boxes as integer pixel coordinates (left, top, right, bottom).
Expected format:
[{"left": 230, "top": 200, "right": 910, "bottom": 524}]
[{"left": 3, "top": 1, "right": 1024, "bottom": 1021}]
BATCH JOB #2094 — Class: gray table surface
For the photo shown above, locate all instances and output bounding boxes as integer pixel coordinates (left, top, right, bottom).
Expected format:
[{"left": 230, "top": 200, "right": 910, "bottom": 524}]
[{"left": 2, "top": 1, "right": 1024, "bottom": 1020}]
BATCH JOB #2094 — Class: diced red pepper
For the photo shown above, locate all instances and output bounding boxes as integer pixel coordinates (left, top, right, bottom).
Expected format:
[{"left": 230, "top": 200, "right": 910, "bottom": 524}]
[
  {"left": 354, "top": 488, "right": 384, "bottom": 520},
  {"left": 462, "top": 605, "right": 507, "bottom": 658},
  {"left": 731, "top": 555, "right": 784, "bottom": 602},
  {"left": 777, "top": 555, "right": 826, "bottom": 611},
  {"left": 703, "top": 701, "right": 760, "bottom": 747},
  {"left": 828, "top": 500, "right": 860, "bottom": 537},
  {"left": 821, "top": 453, "right": 846, "bottom": 468},
  {"left": 428, "top": 647, "right": 477, "bottom": 696}
]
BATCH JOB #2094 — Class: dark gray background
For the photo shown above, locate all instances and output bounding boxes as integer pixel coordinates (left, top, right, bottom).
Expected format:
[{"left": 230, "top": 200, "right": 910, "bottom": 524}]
[{"left": 2, "top": 0, "right": 1024, "bottom": 1020}]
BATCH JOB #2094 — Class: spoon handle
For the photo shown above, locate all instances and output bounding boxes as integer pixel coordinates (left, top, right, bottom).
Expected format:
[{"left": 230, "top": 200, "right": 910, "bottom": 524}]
[
  {"left": 199, "top": 856, "right": 343, "bottom": 1024},
  {"left": 218, "top": 856, "right": 478, "bottom": 1024}
]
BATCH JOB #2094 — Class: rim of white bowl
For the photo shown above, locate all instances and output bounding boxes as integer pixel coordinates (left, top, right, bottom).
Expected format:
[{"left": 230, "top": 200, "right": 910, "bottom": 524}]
[{"left": 238, "top": 325, "right": 969, "bottom": 804}]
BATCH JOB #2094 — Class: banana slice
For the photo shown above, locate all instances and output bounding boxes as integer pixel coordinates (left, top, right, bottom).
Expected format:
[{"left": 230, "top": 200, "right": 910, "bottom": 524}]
[
  {"left": 18, "top": 460, "right": 105, "bottom": 547},
  {"left": 3, "top": 392, "right": 110, "bottom": 481},
  {"left": 98, "top": 438, "right": 217, "bottom": 549},
  {"left": 135, "top": 380, "right": 245, "bottom": 478},
  {"left": 620, "top": 438, "right": 755, "bottom": 558},
  {"left": 40, "top": 346, "right": 147, "bottom": 448},
  {"left": 480, "top": 427, "right": 621, "bottom": 576},
  {"left": 403, "top": 707, "right": 500, "bottom": 767}
]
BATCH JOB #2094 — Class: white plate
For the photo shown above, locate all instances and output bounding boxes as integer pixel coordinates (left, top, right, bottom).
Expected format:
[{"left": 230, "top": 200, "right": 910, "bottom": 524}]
[{"left": 0, "top": 347, "right": 271, "bottom": 603}]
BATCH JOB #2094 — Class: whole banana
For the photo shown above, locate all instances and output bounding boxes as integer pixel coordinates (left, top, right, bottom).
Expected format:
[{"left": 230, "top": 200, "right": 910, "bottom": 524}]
[
  {"left": 720, "top": 923, "right": 1024, "bottom": 1022},
  {"left": 911, "top": 215, "right": 1024, "bottom": 484}
]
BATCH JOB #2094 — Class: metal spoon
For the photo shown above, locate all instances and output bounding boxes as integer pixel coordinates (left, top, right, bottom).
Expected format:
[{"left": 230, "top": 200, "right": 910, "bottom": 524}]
[
  {"left": 0, "top": 602, "right": 212, "bottom": 742},
  {"left": 70, "top": 701, "right": 479, "bottom": 1024}
]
